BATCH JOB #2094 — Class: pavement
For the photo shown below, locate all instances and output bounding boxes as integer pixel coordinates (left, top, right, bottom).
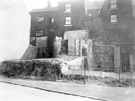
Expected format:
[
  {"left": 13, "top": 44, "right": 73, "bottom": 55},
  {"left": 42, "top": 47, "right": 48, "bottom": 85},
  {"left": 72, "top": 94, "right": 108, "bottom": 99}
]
[
  {"left": 0, "top": 82, "right": 96, "bottom": 101},
  {"left": 0, "top": 76, "right": 135, "bottom": 101}
]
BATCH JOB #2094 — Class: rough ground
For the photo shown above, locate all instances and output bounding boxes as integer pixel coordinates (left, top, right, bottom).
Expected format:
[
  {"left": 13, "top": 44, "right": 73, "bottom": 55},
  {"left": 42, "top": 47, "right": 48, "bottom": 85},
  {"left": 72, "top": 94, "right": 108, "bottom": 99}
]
[{"left": 1, "top": 57, "right": 135, "bottom": 87}]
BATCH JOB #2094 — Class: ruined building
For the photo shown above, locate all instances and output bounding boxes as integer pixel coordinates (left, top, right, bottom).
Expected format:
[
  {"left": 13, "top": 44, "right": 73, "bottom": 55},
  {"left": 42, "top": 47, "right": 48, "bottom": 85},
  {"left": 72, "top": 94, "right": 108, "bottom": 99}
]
[{"left": 29, "top": 0, "right": 104, "bottom": 58}]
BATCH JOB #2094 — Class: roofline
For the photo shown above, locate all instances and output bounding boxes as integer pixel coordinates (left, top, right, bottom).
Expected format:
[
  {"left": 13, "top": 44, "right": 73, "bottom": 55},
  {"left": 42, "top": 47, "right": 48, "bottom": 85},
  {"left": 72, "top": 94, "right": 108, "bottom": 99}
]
[
  {"left": 29, "top": 8, "right": 58, "bottom": 14},
  {"left": 99, "top": 0, "right": 105, "bottom": 17},
  {"left": 59, "top": 0, "right": 81, "bottom": 2}
]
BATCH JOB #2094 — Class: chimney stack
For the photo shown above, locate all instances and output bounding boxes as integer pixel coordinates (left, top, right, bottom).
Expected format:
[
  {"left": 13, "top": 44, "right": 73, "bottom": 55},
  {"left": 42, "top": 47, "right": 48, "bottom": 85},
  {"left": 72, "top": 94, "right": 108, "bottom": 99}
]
[{"left": 47, "top": 0, "right": 51, "bottom": 8}]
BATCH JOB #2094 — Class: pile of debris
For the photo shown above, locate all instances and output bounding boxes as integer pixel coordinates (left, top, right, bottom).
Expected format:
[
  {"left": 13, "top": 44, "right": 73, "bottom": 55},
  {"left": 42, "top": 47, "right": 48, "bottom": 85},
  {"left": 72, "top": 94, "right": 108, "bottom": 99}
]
[{"left": 21, "top": 45, "right": 37, "bottom": 60}]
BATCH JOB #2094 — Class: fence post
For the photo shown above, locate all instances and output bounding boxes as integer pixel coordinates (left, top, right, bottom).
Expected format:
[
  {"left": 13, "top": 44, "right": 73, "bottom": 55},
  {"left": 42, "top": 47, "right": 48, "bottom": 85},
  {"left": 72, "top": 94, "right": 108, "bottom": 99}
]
[
  {"left": 84, "top": 66, "right": 86, "bottom": 84},
  {"left": 118, "top": 68, "right": 121, "bottom": 87},
  {"left": 14, "top": 63, "right": 15, "bottom": 73},
  {"left": 130, "top": 66, "right": 132, "bottom": 87},
  {"left": 54, "top": 63, "right": 56, "bottom": 82},
  {"left": 84, "top": 57, "right": 88, "bottom": 84},
  {"left": 14, "top": 63, "right": 15, "bottom": 68}
]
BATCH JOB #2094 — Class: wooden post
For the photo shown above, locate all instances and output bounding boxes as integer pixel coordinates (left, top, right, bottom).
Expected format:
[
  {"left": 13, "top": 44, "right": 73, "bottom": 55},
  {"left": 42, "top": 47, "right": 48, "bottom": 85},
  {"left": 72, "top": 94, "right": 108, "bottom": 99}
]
[
  {"left": 53, "top": 63, "right": 56, "bottom": 82},
  {"left": 84, "top": 57, "right": 88, "bottom": 84},
  {"left": 130, "top": 55, "right": 134, "bottom": 71}
]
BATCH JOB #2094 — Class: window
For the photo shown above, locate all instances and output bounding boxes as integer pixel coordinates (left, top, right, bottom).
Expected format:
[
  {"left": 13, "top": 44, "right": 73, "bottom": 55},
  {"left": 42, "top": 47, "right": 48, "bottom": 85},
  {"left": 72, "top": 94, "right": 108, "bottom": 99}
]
[
  {"left": 50, "top": 18, "right": 54, "bottom": 23},
  {"left": 38, "top": 17, "right": 44, "bottom": 22},
  {"left": 111, "top": 0, "right": 117, "bottom": 9},
  {"left": 132, "top": 0, "right": 135, "bottom": 17},
  {"left": 111, "top": 15, "right": 117, "bottom": 23},
  {"left": 65, "top": 4, "right": 71, "bottom": 13},
  {"left": 65, "top": 17, "right": 71, "bottom": 25},
  {"left": 36, "top": 30, "right": 43, "bottom": 36},
  {"left": 88, "top": 13, "right": 92, "bottom": 17},
  {"left": 50, "top": 29, "right": 54, "bottom": 32}
]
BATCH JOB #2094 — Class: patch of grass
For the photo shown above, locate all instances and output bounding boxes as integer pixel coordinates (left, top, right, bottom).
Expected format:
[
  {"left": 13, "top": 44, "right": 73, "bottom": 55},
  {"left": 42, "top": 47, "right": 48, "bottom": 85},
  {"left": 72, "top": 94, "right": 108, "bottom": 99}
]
[{"left": 62, "top": 74, "right": 135, "bottom": 87}]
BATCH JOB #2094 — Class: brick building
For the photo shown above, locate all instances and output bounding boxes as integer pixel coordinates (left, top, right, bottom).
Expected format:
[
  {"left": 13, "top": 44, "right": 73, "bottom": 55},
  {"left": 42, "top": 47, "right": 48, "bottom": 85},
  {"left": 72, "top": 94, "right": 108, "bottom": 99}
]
[
  {"left": 30, "top": 7, "right": 59, "bottom": 57},
  {"left": 58, "top": 0, "right": 85, "bottom": 32},
  {"left": 100, "top": 0, "right": 135, "bottom": 69},
  {"left": 30, "top": 7, "right": 59, "bottom": 37},
  {"left": 29, "top": 0, "right": 104, "bottom": 57},
  {"left": 29, "top": 0, "right": 104, "bottom": 38}
]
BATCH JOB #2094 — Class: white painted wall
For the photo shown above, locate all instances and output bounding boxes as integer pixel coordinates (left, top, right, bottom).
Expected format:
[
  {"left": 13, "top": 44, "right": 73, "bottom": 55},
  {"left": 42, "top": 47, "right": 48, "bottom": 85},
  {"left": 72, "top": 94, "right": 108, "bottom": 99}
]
[{"left": 0, "top": 0, "right": 30, "bottom": 61}]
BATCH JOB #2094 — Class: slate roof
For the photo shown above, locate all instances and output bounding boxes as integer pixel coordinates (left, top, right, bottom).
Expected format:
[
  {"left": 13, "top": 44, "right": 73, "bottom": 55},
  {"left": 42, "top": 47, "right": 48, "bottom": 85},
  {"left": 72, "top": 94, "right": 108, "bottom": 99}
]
[
  {"left": 59, "top": 0, "right": 80, "bottom": 2},
  {"left": 30, "top": 7, "right": 58, "bottom": 13}
]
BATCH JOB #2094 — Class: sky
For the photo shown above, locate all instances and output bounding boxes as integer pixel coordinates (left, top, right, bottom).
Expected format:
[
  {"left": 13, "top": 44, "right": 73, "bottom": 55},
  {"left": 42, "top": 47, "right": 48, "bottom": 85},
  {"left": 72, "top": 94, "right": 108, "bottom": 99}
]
[
  {"left": 23, "top": 0, "right": 60, "bottom": 11},
  {"left": 0, "top": 0, "right": 30, "bottom": 61},
  {"left": 23, "top": 0, "right": 105, "bottom": 11}
]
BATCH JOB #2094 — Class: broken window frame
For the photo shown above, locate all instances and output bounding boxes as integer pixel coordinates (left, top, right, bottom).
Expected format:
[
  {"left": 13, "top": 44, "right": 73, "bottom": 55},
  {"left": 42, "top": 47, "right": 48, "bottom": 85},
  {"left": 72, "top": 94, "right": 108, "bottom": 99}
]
[
  {"left": 36, "top": 30, "right": 43, "bottom": 37},
  {"left": 50, "top": 17, "right": 54, "bottom": 23},
  {"left": 38, "top": 17, "right": 44, "bottom": 22}
]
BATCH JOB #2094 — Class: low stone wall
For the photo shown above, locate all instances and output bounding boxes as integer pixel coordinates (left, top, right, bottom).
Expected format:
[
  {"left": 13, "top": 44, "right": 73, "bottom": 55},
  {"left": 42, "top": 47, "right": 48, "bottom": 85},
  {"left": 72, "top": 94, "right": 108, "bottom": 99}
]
[
  {"left": 92, "top": 44, "right": 114, "bottom": 71},
  {"left": 1, "top": 59, "right": 62, "bottom": 80}
]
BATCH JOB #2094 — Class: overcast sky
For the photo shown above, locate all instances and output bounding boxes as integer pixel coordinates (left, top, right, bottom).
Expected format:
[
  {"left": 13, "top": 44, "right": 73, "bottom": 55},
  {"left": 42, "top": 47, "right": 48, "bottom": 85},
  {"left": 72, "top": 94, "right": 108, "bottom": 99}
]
[
  {"left": 23, "top": 0, "right": 60, "bottom": 11},
  {"left": 23, "top": 0, "right": 105, "bottom": 11}
]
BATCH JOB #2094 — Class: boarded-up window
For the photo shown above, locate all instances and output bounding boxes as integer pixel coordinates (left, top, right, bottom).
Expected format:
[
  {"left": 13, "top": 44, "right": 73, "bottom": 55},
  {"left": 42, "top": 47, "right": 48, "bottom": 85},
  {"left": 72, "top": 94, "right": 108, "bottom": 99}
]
[
  {"left": 36, "top": 30, "right": 43, "bottom": 37},
  {"left": 38, "top": 17, "right": 44, "bottom": 22}
]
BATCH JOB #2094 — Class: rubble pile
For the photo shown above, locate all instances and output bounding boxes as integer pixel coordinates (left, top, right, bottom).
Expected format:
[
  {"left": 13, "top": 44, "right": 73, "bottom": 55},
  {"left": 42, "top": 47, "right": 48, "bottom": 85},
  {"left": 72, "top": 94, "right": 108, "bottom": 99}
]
[{"left": 21, "top": 45, "right": 38, "bottom": 60}]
